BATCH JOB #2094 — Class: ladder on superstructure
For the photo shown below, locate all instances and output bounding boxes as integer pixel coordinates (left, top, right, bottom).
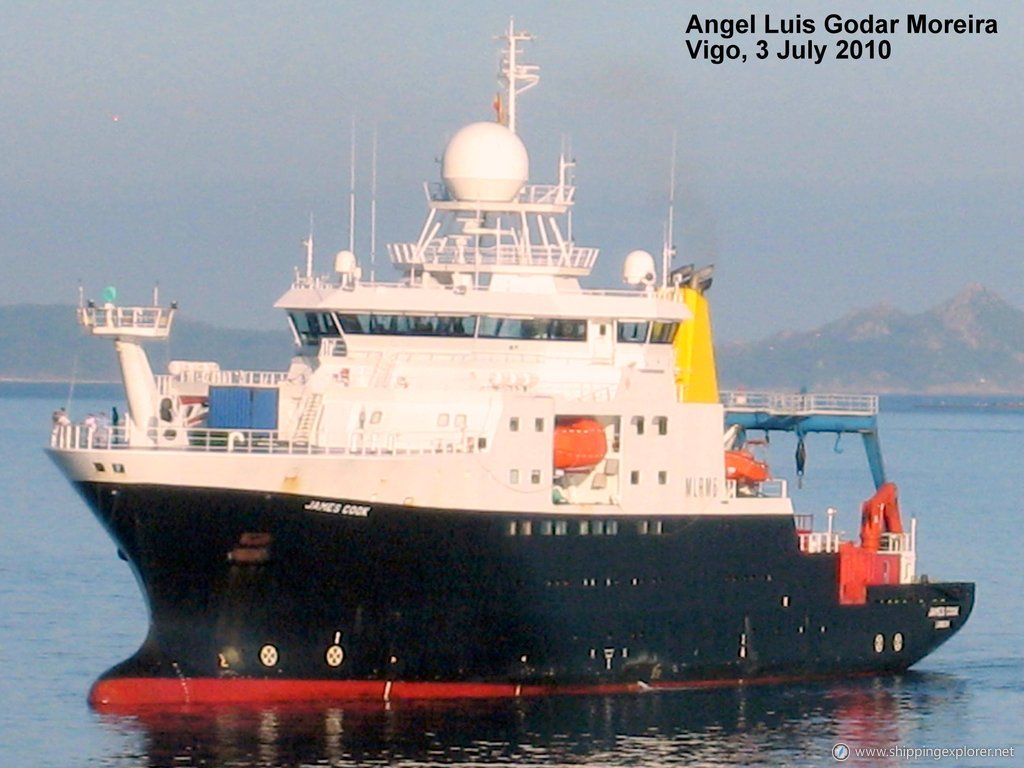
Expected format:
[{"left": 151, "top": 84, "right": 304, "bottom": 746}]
[{"left": 292, "top": 392, "right": 324, "bottom": 445}]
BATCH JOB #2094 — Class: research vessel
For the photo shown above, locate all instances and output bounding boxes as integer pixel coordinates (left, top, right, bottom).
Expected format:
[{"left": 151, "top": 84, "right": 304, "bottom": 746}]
[{"left": 48, "top": 21, "right": 972, "bottom": 707}]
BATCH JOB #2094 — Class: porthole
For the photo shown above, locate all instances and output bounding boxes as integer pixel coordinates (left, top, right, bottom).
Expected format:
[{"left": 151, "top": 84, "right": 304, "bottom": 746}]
[
  {"left": 873, "top": 634, "right": 884, "bottom": 653},
  {"left": 325, "top": 645, "right": 345, "bottom": 667},
  {"left": 260, "top": 644, "right": 279, "bottom": 667},
  {"left": 893, "top": 632, "right": 904, "bottom": 652}
]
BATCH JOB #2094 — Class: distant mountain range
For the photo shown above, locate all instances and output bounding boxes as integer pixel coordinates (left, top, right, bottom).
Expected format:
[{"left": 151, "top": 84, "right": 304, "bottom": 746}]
[
  {"left": 3, "top": 285, "right": 1023, "bottom": 393},
  {"left": 717, "top": 283, "right": 1024, "bottom": 393}
]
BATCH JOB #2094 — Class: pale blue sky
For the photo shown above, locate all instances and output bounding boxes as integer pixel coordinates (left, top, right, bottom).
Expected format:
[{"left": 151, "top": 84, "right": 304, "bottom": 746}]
[{"left": 2, "top": 1, "right": 1020, "bottom": 340}]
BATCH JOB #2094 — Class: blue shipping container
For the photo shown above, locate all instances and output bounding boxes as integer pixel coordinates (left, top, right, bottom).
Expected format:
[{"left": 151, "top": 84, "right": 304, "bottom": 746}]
[
  {"left": 208, "top": 387, "right": 279, "bottom": 430},
  {"left": 250, "top": 388, "right": 279, "bottom": 430}
]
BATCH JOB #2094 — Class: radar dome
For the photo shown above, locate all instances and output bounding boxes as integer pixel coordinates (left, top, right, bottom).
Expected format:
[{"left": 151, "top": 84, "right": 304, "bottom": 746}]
[
  {"left": 442, "top": 122, "right": 529, "bottom": 202},
  {"left": 623, "top": 250, "right": 657, "bottom": 286}
]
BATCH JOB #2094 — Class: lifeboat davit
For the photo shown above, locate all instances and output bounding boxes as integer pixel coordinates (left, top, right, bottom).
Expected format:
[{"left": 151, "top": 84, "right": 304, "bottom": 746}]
[
  {"left": 553, "top": 417, "right": 607, "bottom": 470},
  {"left": 860, "top": 482, "right": 902, "bottom": 551},
  {"left": 725, "top": 450, "right": 770, "bottom": 484}
]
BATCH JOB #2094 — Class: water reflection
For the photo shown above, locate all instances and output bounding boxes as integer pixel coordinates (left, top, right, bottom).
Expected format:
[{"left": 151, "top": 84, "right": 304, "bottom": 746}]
[{"left": 95, "top": 673, "right": 969, "bottom": 767}]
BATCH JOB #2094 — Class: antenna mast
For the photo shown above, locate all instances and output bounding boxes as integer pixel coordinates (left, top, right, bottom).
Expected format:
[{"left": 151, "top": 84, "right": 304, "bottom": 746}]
[
  {"left": 348, "top": 117, "right": 356, "bottom": 254},
  {"left": 370, "top": 128, "right": 378, "bottom": 282},
  {"left": 662, "top": 130, "right": 678, "bottom": 287},
  {"left": 304, "top": 213, "right": 315, "bottom": 278},
  {"left": 498, "top": 18, "right": 539, "bottom": 134}
]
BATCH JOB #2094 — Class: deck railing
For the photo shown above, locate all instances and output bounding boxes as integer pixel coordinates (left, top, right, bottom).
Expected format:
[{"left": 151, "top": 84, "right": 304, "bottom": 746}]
[
  {"left": 798, "top": 531, "right": 842, "bottom": 554},
  {"left": 156, "top": 370, "right": 293, "bottom": 393},
  {"left": 50, "top": 423, "right": 484, "bottom": 457},
  {"left": 721, "top": 391, "right": 878, "bottom": 415},
  {"left": 388, "top": 241, "right": 598, "bottom": 272}
]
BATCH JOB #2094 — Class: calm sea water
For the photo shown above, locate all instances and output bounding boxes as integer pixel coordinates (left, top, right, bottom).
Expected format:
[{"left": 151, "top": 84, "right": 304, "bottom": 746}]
[{"left": 1, "top": 385, "right": 1021, "bottom": 767}]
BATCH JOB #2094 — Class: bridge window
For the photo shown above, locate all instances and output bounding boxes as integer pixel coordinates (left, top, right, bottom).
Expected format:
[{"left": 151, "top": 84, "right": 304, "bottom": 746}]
[
  {"left": 549, "top": 319, "right": 587, "bottom": 340},
  {"left": 650, "top": 321, "right": 679, "bottom": 344},
  {"left": 337, "top": 314, "right": 371, "bottom": 333},
  {"left": 617, "top": 321, "right": 649, "bottom": 343},
  {"left": 336, "top": 313, "right": 476, "bottom": 336},
  {"left": 289, "top": 312, "right": 341, "bottom": 346},
  {"left": 479, "top": 317, "right": 587, "bottom": 341}
]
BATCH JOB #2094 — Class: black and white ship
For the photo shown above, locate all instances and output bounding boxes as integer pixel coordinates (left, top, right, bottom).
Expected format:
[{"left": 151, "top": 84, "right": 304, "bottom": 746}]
[{"left": 48, "top": 21, "right": 972, "bottom": 707}]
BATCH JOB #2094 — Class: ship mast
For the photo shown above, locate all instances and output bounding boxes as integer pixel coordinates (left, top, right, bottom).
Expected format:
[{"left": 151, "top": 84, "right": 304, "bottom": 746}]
[
  {"left": 662, "top": 131, "right": 678, "bottom": 287},
  {"left": 498, "top": 18, "right": 539, "bottom": 134}
]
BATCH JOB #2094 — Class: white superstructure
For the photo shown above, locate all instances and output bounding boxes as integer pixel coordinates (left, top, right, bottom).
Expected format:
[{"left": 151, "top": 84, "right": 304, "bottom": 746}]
[{"left": 51, "top": 19, "right": 794, "bottom": 523}]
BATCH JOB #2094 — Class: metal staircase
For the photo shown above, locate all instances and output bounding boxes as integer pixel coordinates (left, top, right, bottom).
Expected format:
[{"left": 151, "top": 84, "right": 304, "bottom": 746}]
[{"left": 292, "top": 392, "right": 324, "bottom": 445}]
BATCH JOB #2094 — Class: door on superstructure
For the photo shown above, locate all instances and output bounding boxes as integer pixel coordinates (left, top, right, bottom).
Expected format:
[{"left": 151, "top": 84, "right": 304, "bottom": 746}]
[{"left": 589, "top": 320, "right": 614, "bottom": 363}]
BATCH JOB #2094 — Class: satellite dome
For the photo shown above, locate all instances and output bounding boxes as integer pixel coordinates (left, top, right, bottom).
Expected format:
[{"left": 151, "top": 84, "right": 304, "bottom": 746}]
[
  {"left": 441, "top": 122, "right": 529, "bottom": 202},
  {"left": 623, "top": 250, "right": 657, "bottom": 286}
]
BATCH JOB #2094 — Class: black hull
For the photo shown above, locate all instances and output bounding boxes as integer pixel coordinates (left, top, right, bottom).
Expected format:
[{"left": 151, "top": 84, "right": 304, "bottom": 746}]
[{"left": 75, "top": 482, "right": 974, "bottom": 704}]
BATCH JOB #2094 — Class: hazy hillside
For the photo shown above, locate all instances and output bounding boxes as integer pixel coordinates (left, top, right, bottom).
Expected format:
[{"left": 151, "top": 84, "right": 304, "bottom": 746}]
[
  {"left": 0, "top": 305, "right": 292, "bottom": 382},
  {"left": 717, "top": 284, "right": 1024, "bottom": 393},
  {"left": 4, "top": 285, "right": 1024, "bottom": 393}
]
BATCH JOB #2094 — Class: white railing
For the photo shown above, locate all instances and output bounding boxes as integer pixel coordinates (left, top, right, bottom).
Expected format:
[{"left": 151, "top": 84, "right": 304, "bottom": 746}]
[
  {"left": 799, "top": 531, "right": 842, "bottom": 554},
  {"left": 725, "top": 478, "right": 787, "bottom": 499},
  {"left": 721, "top": 391, "right": 878, "bottom": 415},
  {"left": 426, "top": 182, "right": 577, "bottom": 207},
  {"left": 156, "top": 370, "right": 293, "bottom": 393},
  {"left": 879, "top": 531, "right": 914, "bottom": 553},
  {"left": 50, "top": 423, "right": 485, "bottom": 458},
  {"left": 79, "top": 305, "right": 174, "bottom": 331},
  {"left": 388, "top": 241, "right": 598, "bottom": 272}
]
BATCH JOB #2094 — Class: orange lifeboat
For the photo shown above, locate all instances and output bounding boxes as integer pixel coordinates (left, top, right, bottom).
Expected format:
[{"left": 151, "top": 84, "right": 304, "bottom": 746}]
[
  {"left": 553, "top": 417, "right": 607, "bottom": 470},
  {"left": 725, "top": 450, "right": 770, "bottom": 484}
]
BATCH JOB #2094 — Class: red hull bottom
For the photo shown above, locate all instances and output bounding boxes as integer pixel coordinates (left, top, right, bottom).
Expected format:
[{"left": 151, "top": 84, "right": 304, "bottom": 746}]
[{"left": 90, "top": 672, "right": 882, "bottom": 710}]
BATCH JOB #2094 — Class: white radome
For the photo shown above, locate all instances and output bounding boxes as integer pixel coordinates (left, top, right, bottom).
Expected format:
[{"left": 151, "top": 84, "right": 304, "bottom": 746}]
[
  {"left": 623, "top": 249, "right": 657, "bottom": 286},
  {"left": 441, "top": 122, "right": 529, "bottom": 202}
]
